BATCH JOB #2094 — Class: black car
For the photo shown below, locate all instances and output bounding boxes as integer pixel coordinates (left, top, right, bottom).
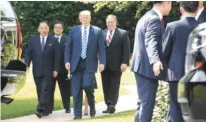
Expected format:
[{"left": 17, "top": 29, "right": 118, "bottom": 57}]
[
  {"left": 1, "top": 1, "right": 27, "bottom": 104},
  {"left": 178, "top": 22, "right": 206, "bottom": 122}
]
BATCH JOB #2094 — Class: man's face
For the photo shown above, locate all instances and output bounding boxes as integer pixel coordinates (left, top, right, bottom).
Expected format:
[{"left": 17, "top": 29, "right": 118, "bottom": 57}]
[
  {"left": 106, "top": 16, "right": 117, "bottom": 31},
  {"left": 79, "top": 14, "right": 91, "bottom": 26},
  {"left": 38, "top": 23, "right": 49, "bottom": 37},
  {"left": 163, "top": 1, "right": 172, "bottom": 16},
  {"left": 54, "top": 24, "right": 63, "bottom": 35}
]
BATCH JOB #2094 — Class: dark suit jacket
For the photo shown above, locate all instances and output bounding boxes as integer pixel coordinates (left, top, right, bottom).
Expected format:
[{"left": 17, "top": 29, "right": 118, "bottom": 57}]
[
  {"left": 197, "top": 8, "right": 206, "bottom": 24},
  {"left": 53, "top": 35, "right": 68, "bottom": 75},
  {"left": 131, "top": 9, "right": 166, "bottom": 80},
  {"left": 25, "top": 34, "right": 60, "bottom": 77},
  {"left": 64, "top": 25, "right": 106, "bottom": 73},
  {"left": 162, "top": 17, "right": 198, "bottom": 81},
  {"left": 103, "top": 28, "right": 130, "bottom": 72}
]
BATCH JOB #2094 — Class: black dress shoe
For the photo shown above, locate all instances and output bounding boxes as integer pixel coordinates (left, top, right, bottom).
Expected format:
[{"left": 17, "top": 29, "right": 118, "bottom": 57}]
[
  {"left": 65, "top": 109, "right": 71, "bottom": 113},
  {"left": 35, "top": 112, "right": 42, "bottom": 118},
  {"left": 73, "top": 116, "right": 82, "bottom": 120},
  {"left": 109, "top": 105, "right": 115, "bottom": 114},
  {"left": 90, "top": 109, "right": 96, "bottom": 117},
  {"left": 42, "top": 112, "right": 49, "bottom": 117},
  {"left": 102, "top": 108, "right": 109, "bottom": 113}
]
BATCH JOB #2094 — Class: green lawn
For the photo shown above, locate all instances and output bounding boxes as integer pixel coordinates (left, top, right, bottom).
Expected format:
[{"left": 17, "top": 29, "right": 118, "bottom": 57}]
[
  {"left": 68, "top": 110, "right": 136, "bottom": 122},
  {"left": 1, "top": 67, "right": 134, "bottom": 120}
]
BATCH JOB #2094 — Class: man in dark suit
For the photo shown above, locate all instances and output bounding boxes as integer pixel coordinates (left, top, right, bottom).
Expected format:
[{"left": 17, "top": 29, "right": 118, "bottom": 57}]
[
  {"left": 195, "top": 1, "right": 206, "bottom": 24},
  {"left": 49, "top": 22, "right": 71, "bottom": 114},
  {"left": 101, "top": 14, "right": 130, "bottom": 114},
  {"left": 131, "top": 1, "right": 172, "bottom": 122},
  {"left": 24, "top": 21, "right": 60, "bottom": 118},
  {"left": 64, "top": 10, "right": 106, "bottom": 120},
  {"left": 162, "top": 2, "right": 199, "bottom": 122}
]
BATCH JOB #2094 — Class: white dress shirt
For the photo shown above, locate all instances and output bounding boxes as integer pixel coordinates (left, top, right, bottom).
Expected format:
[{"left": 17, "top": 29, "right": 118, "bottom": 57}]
[
  {"left": 81, "top": 25, "right": 90, "bottom": 41},
  {"left": 106, "top": 28, "right": 116, "bottom": 41},
  {"left": 195, "top": 7, "right": 204, "bottom": 20},
  {"left": 153, "top": 8, "right": 163, "bottom": 20},
  {"left": 40, "top": 35, "right": 48, "bottom": 45},
  {"left": 55, "top": 35, "right": 62, "bottom": 43}
]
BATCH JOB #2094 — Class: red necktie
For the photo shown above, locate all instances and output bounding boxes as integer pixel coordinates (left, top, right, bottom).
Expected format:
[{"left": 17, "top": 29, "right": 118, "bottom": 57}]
[
  {"left": 161, "top": 18, "right": 165, "bottom": 26},
  {"left": 107, "top": 31, "right": 113, "bottom": 46}
]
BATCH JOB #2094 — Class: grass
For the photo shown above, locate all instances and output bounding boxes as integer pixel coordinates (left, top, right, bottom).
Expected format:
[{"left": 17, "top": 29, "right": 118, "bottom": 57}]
[
  {"left": 1, "top": 67, "right": 134, "bottom": 120},
  {"left": 68, "top": 110, "right": 136, "bottom": 122}
]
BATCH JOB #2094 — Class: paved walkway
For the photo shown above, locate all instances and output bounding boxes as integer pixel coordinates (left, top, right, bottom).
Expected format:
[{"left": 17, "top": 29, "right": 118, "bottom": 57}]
[{"left": 2, "top": 85, "right": 137, "bottom": 122}]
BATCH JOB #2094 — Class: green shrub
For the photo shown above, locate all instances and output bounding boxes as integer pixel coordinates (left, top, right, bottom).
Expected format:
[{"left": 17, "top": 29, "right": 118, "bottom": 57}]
[
  {"left": 1, "top": 37, "right": 17, "bottom": 67},
  {"left": 153, "top": 82, "right": 169, "bottom": 122}
]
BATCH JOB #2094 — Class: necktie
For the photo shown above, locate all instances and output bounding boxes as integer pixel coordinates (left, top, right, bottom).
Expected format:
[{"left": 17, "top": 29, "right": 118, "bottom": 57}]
[
  {"left": 161, "top": 18, "right": 165, "bottom": 26},
  {"left": 81, "top": 26, "right": 88, "bottom": 59},
  {"left": 56, "top": 37, "right": 60, "bottom": 43},
  {"left": 107, "top": 30, "right": 113, "bottom": 46},
  {"left": 41, "top": 37, "right": 45, "bottom": 51}
]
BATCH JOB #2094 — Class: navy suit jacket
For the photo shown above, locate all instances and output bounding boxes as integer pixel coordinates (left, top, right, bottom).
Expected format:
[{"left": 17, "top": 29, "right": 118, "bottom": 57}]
[
  {"left": 25, "top": 35, "right": 60, "bottom": 77},
  {"left": 197, "top": 8, "right": 206, "bottom": 24},
  {"left": 53, "top": 35, "right": 68, "bottom": 75},
  {"left": 162, "top": 17, "right": 198, "bottom": 81},
  {"left": 131, "top": 9, "right": 166, "bottom": 80},
  {"left": 64, "top": 25, "right": 106, "bottom": 73}
]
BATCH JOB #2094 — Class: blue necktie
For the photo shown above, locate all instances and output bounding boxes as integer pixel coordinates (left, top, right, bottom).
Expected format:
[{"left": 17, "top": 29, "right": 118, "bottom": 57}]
[
  {"left": 41, "top": 37, "right": 45, "bottom": 51},
  {"left": 81, "top": 27, "right": 88, "bottom": 59}
]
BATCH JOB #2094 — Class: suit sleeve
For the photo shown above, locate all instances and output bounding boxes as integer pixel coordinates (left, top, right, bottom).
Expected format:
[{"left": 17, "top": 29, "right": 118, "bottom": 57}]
[
  {"left": 122, "top": 31, "right": 130, "bottom": 65},
  {"left": 64, "top": 29, "right": 72, "bottom": 64},
  {"left": 54, "top": 39, "right": 60, "bottom": 72},
  {"left": 145, "top": 17, "right": 162, "bottom": 65},
  {"left": 162, "top": 25, "right": 173, "bottom": 64},
  {"left": 98, "top": 29, "right": 106, "bottom": 65},
  {"left": 24, "top": 37, "right": 32, "bottom": 67}
]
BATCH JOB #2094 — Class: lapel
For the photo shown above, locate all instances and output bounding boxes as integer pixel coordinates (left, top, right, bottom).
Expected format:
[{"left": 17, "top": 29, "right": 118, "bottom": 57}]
[
  {"left": 103, "top": 29, "right": 107, "bottom": 46},
  {"left": 87, "top": 26, "right": 94, "bottom": 49},
  {"left": 43, "top": 35, "right": 51, "bottom": 52},
  {"left": 109, "top": 28, "right": 118, "bottom": 47},
  {"left": 37, "top": 35, "right": 42, "bottom": 52},
  {"left": 60, "top": 36, "right": 65, "bottom": 45}
]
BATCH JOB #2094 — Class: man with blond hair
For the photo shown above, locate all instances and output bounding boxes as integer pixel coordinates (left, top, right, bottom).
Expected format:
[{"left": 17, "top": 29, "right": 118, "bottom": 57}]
[{"left": 64, "top": 10, "right": 106, "bottom": 120}]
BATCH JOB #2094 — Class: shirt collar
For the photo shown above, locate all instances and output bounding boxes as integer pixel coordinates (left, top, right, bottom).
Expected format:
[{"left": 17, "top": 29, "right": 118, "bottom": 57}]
[
  {"left": 153, "top": 8, "right": 163, "bottom": 20},
  {"left": 196, "top": 7, "right": 204, "bottom": 20},
  {"left": 55, "top": 34, "right": 62, "bottom": 39},
  {"left": 181, "top": 15, "right": 195, "bottom": 19},
  {"left": 40, "top": 35, "right": 48, "bottom": 40},
  {"left": 82, "top": 25, "right": 90, "bottom": 30}
]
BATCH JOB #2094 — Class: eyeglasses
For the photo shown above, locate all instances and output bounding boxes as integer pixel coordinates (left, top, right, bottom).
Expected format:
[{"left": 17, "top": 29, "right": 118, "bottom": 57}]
[{"left": 54, "top": 27, "right": 63, "bottom": 29}]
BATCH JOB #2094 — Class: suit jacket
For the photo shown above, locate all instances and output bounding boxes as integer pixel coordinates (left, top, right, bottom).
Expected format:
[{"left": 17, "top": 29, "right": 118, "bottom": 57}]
[
  {"left": 25, "top": 34, "right": 60, "bottom": 77},
  {"left": 53, "top": 35, "right": 68, "bottom": 75},
  {"left": 64, "top": 25, "right": 106, "bottom": 73},
  {"left": 162, "top": 17, "right": 198, "bottom": 81},
  {"left": 131, "top": 9, "right": 166, "bottom": 80},
  {"left": 103, "top": 28, "right": 130, "bottom": 72},
  {"left": 197, "top": 8, "right": 206, "bottom": 24}
]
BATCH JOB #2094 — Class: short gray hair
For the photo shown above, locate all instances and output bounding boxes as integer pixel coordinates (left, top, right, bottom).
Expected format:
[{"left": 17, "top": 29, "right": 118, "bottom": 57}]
[{"left": 106, "top": 14, "right": 117, "bottom": 22}]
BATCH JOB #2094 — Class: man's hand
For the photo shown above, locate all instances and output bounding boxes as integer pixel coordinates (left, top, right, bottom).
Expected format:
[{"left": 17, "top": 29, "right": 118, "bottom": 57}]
[
  {"left": 153, "top": 61, "right": 163, "bottom": 76},
  {"left": 65, "top": 62, "right": 70, "bottom": 71},
  {"left": 99, "top": 64, "right": 105, "bottom": 72},
  {"left": 120, "top": 64, "right": 127, "bottom": 72},
  {"left": 53, "top": 71, "right": 58, "bottom": 78}
]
